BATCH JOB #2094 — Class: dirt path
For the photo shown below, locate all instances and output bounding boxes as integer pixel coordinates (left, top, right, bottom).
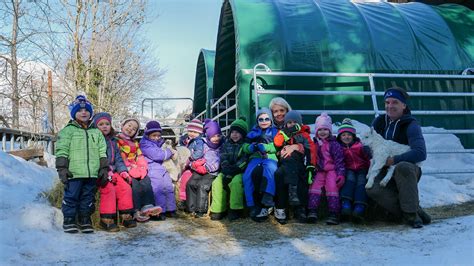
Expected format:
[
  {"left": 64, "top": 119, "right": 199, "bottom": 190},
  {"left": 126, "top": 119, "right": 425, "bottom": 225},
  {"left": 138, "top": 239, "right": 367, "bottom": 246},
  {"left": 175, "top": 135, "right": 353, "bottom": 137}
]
[{"left": 124, "top": 201, "right": 474, "bottom": 247}]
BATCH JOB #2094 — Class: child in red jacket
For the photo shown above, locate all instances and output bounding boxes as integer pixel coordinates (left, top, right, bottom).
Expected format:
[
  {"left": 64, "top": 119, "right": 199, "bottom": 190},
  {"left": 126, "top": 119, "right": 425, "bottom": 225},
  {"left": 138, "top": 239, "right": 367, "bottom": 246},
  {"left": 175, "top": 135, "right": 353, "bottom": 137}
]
[{"left": 337, "top": 118, "right": 371, "bottom": 223}]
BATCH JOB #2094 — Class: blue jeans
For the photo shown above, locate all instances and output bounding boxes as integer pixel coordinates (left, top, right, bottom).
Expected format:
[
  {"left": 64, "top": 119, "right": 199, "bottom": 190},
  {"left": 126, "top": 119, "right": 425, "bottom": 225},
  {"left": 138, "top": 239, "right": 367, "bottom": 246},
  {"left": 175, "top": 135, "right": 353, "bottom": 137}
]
[
  {"left": 340, "top": 169, "right": 368, "bottom": 205},
  {"left": 62, "top": 178, "right": 97, "bottom": 218}
]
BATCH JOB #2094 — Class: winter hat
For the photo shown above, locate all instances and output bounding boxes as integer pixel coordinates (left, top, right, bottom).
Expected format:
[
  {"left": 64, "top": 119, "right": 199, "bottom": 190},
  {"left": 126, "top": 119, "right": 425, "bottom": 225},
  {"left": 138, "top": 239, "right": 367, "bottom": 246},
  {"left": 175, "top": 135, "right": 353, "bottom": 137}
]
[
  {"left": 144, "top": 120, "right": 162, "bottom": 135},
  {"left": 204, "top": 119, "right": 222, "bottom": 138},
  {"left": 256, "top": 107, "right": 273, "bottom": 122},
  {"left": 187, "top": 118, "right": 204, "bottom": 134},
  {"left": 284, "top": 110, "right": 303, "bottom": 125},
  {"left": 337, "top": 118, "right": 356, "bottom": 138},
  {"left": 230, "top": 117, "right": 249, "bottom": 137},
  {"left": 315, "top": 112, "right": 333, "bottom": 134},
  {"left": 93, "top": 112, "right": 112, "bottom": 127},
  {"left": 121, "top": 117, "right": 141, "bottom": 138},
  {"left": 384, "top": 87, "right": 409, "bottom": 104},
  {"left": 69, "top": 95, "right": 93, "bottom": 119}
]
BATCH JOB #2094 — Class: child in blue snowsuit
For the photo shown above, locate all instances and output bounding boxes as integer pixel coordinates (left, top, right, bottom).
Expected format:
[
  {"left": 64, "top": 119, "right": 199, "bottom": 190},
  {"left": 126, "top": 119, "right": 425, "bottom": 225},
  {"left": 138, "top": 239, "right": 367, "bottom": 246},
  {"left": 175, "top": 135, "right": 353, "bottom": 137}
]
[{"left": 242, "top": 108, "right": 279, "bottom": 222}]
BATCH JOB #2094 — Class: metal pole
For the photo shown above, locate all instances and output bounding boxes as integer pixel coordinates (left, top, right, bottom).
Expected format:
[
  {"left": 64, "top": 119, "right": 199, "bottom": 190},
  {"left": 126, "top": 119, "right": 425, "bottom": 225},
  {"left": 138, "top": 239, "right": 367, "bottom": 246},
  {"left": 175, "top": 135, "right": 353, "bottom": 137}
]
[
  {"left": 368, "top": 74, "right": 380, "bottom": 117},
  {"left": 253, "top": 63, "right": 271, "bottom": 114}
]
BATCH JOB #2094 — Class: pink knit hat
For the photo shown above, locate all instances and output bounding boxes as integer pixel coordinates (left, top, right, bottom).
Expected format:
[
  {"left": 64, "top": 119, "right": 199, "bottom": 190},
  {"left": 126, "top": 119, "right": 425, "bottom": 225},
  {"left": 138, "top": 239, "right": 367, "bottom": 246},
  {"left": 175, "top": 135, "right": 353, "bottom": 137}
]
[
  {"left": 315, "top": 112, "right": 333, "bottom": 134},
  {"left": 187, "top": 118, "right": 203, "bottom": 134}
]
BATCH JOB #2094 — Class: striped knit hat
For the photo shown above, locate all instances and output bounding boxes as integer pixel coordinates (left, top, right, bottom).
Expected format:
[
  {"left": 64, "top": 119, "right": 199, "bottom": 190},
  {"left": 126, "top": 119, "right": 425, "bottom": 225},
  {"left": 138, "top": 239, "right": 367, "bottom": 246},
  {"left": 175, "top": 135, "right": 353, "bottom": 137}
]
[
  {"left": 337, "top": 118, "right": 356, "bottom": 138},
  {"left": 187, "top": 118, "right": 203, "bottom": 134}
]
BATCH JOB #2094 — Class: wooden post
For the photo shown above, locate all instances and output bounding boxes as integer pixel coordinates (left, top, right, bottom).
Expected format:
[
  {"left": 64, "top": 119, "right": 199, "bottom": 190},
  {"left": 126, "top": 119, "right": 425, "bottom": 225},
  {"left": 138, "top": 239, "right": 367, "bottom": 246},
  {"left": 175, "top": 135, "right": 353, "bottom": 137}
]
[
  {"left": 47, "top": 71, "right": 54, "bottom": 134},
  {"left": 47, "top": 71, "right": 55, "bottom": 154}
]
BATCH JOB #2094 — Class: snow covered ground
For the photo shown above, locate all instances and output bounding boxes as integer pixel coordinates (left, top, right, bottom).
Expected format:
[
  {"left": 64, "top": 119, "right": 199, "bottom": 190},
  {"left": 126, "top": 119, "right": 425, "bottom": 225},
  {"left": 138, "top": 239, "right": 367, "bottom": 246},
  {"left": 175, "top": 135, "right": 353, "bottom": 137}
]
[{"left": 0, "top": 126, "right": 473, "bottom": 265}]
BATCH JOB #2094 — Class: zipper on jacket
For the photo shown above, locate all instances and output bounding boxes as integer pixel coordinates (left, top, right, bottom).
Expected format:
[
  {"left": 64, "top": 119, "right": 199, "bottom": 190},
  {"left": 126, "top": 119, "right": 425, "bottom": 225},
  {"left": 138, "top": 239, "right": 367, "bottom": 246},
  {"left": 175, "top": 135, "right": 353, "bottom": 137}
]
[{"left": 85, "top": 128, "right": 91, "bottom": 178}]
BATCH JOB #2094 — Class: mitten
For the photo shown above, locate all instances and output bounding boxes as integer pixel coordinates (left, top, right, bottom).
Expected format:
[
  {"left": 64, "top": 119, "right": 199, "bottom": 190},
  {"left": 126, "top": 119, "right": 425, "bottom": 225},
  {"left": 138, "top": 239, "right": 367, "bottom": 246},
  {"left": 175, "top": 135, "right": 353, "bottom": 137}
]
[
  {"left": 336, "top": 175, "right": 345, "bottom": 189},
  {"left": 248, "top": 143, "right": 257, "bottom": 153},
  {"left": 282, "top": 124, "right": 300, "bottom": 138},
  {"left": 98, "top": 157, "right": 110, "bottom": 187},
  {"left": 120, "top": 171, "right": 132, "bottom": 184},
  {"left": 194, "top": 164, "right": 208, "bottom": 175},
  {"left": 257, "top": 143, "right": 266, "bottom": 153},
  {"left": 191, "top": 159, "right": 207, "bottom": 174},
  {"left": 110, "top": 171, "right": 118, "bottom": 184},
  {"left": 306, "top": 165, "right": 315, "bottom": 185},
  {"left": 56, "top": 157, "right": 73, "bottom": 184}
]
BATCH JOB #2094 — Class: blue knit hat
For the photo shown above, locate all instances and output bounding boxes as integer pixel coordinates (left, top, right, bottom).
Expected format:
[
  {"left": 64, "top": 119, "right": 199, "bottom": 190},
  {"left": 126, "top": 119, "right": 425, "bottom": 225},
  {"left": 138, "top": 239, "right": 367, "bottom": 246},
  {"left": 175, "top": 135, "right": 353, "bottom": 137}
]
[
  {"left": 69, "top": 95, "right": 93, "bottom": 119},
  {"left": 256, "top": 108, "right": 273, "bottom": 122},
  {"left": 284, "top": 110, "right": 303, "bottom": 125}
]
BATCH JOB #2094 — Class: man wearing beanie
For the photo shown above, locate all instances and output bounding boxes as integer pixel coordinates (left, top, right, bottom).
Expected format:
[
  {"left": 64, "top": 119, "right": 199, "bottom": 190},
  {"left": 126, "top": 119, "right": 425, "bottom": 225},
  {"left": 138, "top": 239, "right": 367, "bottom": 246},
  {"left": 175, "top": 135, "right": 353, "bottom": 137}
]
[
  {"left": 210, "top": 117, "right": 249, "bottom": 221},
  {"left": 56, "top": 95, "right": 108, "bottom": 233},
  {"left": 273, "top": 110, "right": 317, "bottom": 224},
  {"left": 368, "top": 87, "right": 430, "bottom": 228}
]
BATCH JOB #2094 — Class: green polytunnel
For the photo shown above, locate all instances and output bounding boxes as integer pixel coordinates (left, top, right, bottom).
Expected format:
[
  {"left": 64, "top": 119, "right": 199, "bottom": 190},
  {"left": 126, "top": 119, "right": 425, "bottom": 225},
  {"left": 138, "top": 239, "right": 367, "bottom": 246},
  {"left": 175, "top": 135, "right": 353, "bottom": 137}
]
[
  {"left": 212, "top": 0, "right": 474, "bottom": 146},
  {"left": 193, "top": 49, "right": 216, "bottom": 117}
]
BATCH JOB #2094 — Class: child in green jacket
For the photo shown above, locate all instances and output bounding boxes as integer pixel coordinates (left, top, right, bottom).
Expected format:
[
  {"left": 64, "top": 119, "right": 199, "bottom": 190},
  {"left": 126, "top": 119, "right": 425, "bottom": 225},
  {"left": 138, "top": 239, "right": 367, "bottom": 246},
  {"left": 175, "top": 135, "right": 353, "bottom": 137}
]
[{"left": 55, "top": 95, "right": 108, "bottom": 234}]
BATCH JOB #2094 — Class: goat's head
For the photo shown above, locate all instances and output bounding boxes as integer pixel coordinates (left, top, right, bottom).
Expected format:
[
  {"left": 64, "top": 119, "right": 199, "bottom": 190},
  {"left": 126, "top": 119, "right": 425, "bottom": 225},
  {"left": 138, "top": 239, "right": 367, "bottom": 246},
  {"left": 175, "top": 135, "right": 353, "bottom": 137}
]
[{"left": 359, "top": 127, "right": 383, "bottom": 147}]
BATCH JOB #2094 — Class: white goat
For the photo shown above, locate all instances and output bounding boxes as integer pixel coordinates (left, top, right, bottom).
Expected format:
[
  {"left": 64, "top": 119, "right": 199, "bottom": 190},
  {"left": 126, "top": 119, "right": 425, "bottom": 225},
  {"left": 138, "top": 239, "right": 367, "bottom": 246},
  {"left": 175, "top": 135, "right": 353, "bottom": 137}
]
[
  {"left": 161, "top": 139, "right": 191, "bottom": 182},
  {"left": 360, "top": 128, "right": 419, "bottom": 189}
]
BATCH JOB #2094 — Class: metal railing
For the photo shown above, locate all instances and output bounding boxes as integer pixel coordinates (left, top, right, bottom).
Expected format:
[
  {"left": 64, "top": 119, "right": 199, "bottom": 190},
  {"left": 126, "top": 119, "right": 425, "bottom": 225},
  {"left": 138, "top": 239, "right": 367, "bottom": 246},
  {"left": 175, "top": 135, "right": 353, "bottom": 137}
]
[
  {"left": 208, "top": 85, "right": 237, "bottom": 132},
  {"left": 248, "top": 63, "right": 474, "bottom": 176},
  {"left": 1, "top": 127, "right": 55, "bottom": 154}
]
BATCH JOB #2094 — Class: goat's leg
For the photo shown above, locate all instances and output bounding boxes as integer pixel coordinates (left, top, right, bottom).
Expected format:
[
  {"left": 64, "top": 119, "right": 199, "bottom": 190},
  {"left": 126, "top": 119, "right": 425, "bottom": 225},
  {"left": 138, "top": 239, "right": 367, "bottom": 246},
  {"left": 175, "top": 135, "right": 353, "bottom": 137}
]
[
  {"left": 366, "top": 159, "right": 385, "bottom": 189},
  {"left": 380, "top": 165, "right": 395, "bottom": 187}
]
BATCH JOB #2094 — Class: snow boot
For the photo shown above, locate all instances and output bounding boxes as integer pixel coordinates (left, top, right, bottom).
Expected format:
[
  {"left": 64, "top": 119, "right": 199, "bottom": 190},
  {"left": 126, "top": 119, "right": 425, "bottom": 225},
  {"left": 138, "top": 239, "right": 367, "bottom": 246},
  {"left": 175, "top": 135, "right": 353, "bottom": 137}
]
[
  {"left": 177, "top": 201, "right": 187, "bottom": 211},
  {"left": 274, "top": 208, "right": 287, "bottom": 225},
  {"left": 326, "top": 212, "right": 340, "bottom": 225},
  {"left": 78, "top": 215, "right": 94, "bottom": 233},
  {"left": 294, "top": 206, "right": 307, "bottom": 223},
  {"left": 100, "top": 217, "right": 120, "bottom": 232},
  {"left": 63, "top": 216, "right": 79, "bottom": 234},
  {"left": 120, "top": 213, "right": 137, "bottom": 228},
  {"left": 151, "top": 213, "right": 166, "bottom": 221},
  {"left": 252, "top": 207, "right": 270, "bottom": 222},
  {"left": 249, "top": 206, "right": 259, "bottom": 219},
  {"left": 288, "top": 185, "right": 300, "bottom": 206},
  {"left": 403, "top": 212, "right": 423, "bottom": 229},
  {"left": 352, "top": 204, "right": 366, "bottom": 224},
  {"left": 307, "top": 209, "right": 318, "bottom": 224},
  {"left": 193, "top": 212, "right": 206, "bottom": 218},
  {"left": 210, "top": 212, "right": 226, "bottom": 221},
  {"left": 261, "top": 192, "right": 275, "bottom": 207},
  {"left": 133, "top": 211, "right": 150, "bottom": 222},
  {"left": 228, "top": 209, "right": 242, "bottom": 221},
  {"left": 141, "top": 205, "right": 163, "bottom": 217},
  {"left": 341, "top": 200, "right": 352, "bottom": 221},
  {"left": 417, "top": 208, "right": 431, "bottom": 225},
  {"left": 166, "top": 211, "right": 178, "bottom": 218}
]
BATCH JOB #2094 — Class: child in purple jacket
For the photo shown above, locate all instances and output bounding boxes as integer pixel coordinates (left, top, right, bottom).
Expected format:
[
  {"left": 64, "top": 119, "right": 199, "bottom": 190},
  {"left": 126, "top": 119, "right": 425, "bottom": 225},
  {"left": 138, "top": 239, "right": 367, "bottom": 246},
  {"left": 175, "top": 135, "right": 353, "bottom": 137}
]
[
  {"left": 186, "top": 119, "right": 223, "bottom": 217},
  {"left": 140, "top": 120, "right": 176, "bottom": 220}
]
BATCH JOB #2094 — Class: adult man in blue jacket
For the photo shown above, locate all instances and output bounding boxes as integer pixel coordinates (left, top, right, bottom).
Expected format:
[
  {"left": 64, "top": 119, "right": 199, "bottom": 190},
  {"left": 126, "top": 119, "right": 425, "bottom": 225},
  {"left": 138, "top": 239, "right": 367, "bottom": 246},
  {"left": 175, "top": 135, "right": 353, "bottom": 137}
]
[{"left": 367, "top": 87, "right": 431, "bottom": 228}]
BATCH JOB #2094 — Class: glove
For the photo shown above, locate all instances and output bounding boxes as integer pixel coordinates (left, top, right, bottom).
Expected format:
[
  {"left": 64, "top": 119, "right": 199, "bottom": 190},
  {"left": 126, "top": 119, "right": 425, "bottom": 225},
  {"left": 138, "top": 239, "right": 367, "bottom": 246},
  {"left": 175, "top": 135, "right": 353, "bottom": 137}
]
[
  {"left": 336, "top": 175, "right": 345, "bottom": 189},
  {"left": 282, "top": 125, "right": 300, "bottom": 138},
  {"left": 98, "top": 157, "right": 110, "bottom": 187},
  {"left": 306, "top": 165, "right": 315, "bottom": 185},
  {"left": 120, "top": 171, "right": 132, "bottom": 184},
  {"left": 257, "top": 143, "right": 266, "bottom": 153},
  {"left": 110, "top": 171, "right": 118, "bottom": 184},
  {"left": 56, "top": 157, "right": 73, "bottom": 184},
  {"left": 191, "top": 159, "right": 207, "bottom": 175},
  {"left": 248, "top": 143, "right": 257, "bottom": 153}
]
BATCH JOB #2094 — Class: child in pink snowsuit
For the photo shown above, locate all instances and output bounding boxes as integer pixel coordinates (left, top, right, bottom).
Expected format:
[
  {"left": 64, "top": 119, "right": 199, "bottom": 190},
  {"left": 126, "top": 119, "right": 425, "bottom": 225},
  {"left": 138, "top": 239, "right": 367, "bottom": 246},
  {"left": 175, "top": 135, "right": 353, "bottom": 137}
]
[
  {"left": 177, "top": 119, "right": 205, "bottom": 209},
  {"left": 94, "top": 112, "right": 136, "bottom": 231},
  {"left": 307, "top": 112, "right": 345, "bottom": 225}
]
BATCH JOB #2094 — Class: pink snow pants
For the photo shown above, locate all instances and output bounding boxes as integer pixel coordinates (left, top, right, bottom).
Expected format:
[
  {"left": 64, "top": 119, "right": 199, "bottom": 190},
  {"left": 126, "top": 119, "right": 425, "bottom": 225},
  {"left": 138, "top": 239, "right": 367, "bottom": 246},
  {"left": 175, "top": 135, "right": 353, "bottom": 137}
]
[
  {"left": 309, "top": 170, "right": 339, "bottom": 197},
  {"left": 99, "top": 173, "right": 134, "bottom": 215},
  {"left": 179, "top": 170, "right": 193, "bottom": 201}
]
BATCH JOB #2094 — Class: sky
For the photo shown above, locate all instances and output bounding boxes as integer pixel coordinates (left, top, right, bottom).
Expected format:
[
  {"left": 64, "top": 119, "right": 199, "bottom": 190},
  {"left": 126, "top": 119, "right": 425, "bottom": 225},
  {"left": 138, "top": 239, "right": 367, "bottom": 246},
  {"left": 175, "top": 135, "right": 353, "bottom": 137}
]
[{"left": 144, "top": 0, "right": 222, "bottom": 112}]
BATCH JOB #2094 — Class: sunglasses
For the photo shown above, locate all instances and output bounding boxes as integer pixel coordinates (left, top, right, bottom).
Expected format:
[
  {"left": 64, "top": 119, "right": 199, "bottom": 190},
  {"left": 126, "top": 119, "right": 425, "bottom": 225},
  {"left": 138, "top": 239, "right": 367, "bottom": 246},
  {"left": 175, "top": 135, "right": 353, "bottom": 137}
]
[{"left": 258, "top": 117, "right": 271, "bottom": 122}]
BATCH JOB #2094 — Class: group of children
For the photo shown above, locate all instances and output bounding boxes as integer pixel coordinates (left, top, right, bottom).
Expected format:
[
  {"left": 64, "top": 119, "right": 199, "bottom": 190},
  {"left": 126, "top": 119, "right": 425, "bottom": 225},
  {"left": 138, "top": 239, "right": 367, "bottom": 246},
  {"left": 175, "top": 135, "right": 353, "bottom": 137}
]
[{"left": 56, "top": 95, "right": 371, "bottom": 234}]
